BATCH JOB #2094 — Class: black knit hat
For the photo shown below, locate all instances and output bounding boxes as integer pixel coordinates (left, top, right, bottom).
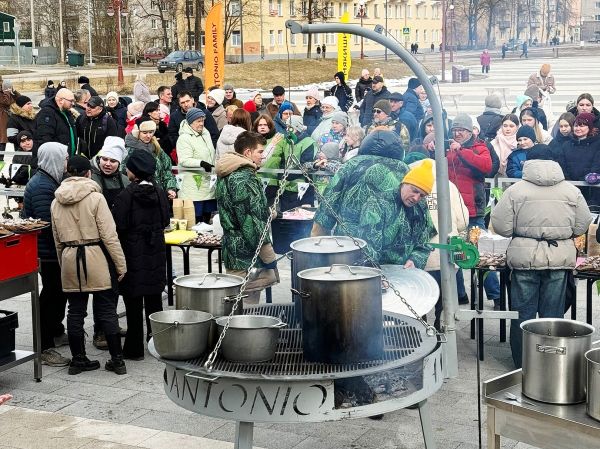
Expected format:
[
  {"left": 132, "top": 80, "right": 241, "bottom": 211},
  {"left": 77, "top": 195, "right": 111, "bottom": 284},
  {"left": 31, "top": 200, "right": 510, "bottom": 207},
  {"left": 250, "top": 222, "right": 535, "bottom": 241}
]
[
  {"left": 15, "top": 95, "right": 31, "bottom": 108},
  {"left": 126, "top": 149, "right": 156, "bottom": 180},
  {"left": 516, "top": 125, "right": 537, "bottom": 142},
  {"left": 78, "top": 76, "right": 90, "bottom": 84},
  {"left": 67, "top": 155, "right": 92, "bottom": 174}
]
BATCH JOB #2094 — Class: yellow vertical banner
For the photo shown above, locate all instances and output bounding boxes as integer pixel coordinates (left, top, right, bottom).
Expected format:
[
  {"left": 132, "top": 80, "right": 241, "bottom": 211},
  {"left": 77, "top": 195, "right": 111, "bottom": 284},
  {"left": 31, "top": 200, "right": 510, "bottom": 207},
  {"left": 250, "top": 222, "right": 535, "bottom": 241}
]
[
  {"left": 205, "top": 3, "right": 225, "bottom": 89},
  {"left": 337, "top": 12, "right": 351, "bottom": 79}
]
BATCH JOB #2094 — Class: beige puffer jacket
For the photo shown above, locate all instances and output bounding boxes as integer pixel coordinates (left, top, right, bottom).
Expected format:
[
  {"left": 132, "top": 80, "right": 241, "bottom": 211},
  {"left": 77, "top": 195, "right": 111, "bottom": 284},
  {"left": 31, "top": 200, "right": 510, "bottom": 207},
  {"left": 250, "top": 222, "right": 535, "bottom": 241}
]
[
  {"left": 51, "top": 177, "right": 127, "bottom": 292},
  {"left": 412, "top": 162, "right": 469, "bottom": 271},
  {"left": 491, "top": 160, "right": 592, "bottom": 270}
]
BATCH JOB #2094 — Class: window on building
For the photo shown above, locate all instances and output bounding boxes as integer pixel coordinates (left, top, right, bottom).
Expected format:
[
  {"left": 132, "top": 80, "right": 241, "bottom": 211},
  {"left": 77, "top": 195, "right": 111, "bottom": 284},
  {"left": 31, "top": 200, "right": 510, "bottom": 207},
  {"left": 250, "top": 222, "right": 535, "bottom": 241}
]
[
  {"left": 314, "top": 33, "right": 320, "bottom": 44},
  {"left": 187, "top": 31, "right": 195, "bottom": 48},
  {"left": 278, "top": 30, "right": 283, "bottom": 44},
  {"left": 201, "top": 31, "right": 205, "bottom": 46},
  {"left": 596, "top": 1, "right": 600, "bottom": 7},
  {"left": 339, "top": 3, "right": 343, "bottom": 16},
  {"left": 277, "top": 0, "right": 283, "bottom": 15},
  {"left": 270, "top": 30, "right": 275, "bottom": 46},
  {"left": 415, "top": 29, "right": 419, "bottom": 42},
  {"left": 416, "top": 5, "right": 420, "bottom": 18},
  {"left": 328, "top": 2, "right": 334, "bottom": 17},
  {"left": 407, "top": 6, "right": 411, "bottom": 18},
  {"left": 163, "top": 20, "right": 171, "bottom": 30},
  {"left": 151, "top": 19, "right": 158, "bottom": 29},
  {"left": 353, "top": 34, "right": 359, "bottom": 44},
  {"left": 290, "top": 33, "right": 296, "bottom": 45},
  {"left": 344, "top": 3, "right": 349, "bottom": 13},
  {"left": 596, "top": 14, "right": 600, "bottom": 20},
  {"left": 303, "top": 33, "right": 309, "bottom": 45},
  {"left": 185, "top": 0, "right": 194, "bottom": 16},
  {"left": 423, "top": 4, "right": 427, "bottom": 18},
  {"left": 326, "top": 33, "right": 335, "bottom": 44},
  {"left": 374, "top": 4, "right": 380, "bottom": 18},
  {"left": 290, "top": 0, "right": 296, "bottom": 15},
  {"left": 302, "top": 1, "right": 308, "bottom": 15},
  {"left": 229, "top": 1, "right": 241, "bottom": 16},
  {"left": 423, "top": 29, "right": 427, "bottom": 41},
  {"left": 231, "top": 30, "right": 241, "bottom": 46}
]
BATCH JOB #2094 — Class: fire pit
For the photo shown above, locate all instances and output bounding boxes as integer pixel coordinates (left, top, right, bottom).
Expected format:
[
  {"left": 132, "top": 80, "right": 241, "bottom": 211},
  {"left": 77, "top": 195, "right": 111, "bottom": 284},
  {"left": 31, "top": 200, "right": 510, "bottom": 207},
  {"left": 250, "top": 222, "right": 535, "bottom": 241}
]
[{"left": 149, "top": 303, "right": 444, "bottom": 449}]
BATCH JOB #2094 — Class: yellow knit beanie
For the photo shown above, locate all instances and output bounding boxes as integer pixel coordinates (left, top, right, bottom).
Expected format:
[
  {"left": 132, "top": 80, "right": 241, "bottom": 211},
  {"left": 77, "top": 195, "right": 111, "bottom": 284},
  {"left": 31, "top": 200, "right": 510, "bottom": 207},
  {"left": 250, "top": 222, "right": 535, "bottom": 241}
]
[{"left": 402, "top": 159, "right": 434, "bottom": 194}]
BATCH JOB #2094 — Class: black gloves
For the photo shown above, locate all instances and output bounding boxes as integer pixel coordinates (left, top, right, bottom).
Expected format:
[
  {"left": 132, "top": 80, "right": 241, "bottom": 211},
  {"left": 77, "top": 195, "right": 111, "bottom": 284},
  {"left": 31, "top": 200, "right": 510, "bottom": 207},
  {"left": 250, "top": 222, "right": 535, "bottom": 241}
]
[{"left": 200, "top": 161, "right": 214, "bottom": 172}]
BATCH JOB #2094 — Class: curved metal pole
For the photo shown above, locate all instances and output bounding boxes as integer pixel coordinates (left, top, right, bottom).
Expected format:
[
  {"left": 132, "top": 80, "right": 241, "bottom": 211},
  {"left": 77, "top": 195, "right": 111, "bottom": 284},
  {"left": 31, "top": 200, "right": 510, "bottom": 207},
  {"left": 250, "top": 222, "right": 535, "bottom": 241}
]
[{"left": 286, "top": 20, "right": 459, "bottom": 378}]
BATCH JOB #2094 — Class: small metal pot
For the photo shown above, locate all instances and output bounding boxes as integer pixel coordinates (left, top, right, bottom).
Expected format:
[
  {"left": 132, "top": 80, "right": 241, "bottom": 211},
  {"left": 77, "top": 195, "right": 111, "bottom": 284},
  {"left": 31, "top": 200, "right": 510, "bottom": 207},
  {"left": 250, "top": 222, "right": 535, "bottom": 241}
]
[
  {"left": 149, "top": 310, "right": 213, "bottom": 360},
  {"left": 522, "top": 318, "right": 595, "bottom": 404},
  {"left": 215, "top": 315, "right": 286, "bottom": 363},
  {"left": 174, "top": 273, "right": 244, "bottom": 317},
  {"left": 296, "top": 264, "right": 383, "bottom": 363},
  {"left": 586, "top": 348, "right": 600, "bottom": 421}
]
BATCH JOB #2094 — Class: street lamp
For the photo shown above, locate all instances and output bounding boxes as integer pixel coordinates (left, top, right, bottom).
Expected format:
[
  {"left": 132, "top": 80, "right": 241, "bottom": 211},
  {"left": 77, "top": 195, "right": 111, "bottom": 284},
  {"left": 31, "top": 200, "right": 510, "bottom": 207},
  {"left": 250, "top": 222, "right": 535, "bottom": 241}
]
[
  {"left": 87, "top": 0, "right": 94, "bottom": 66},
  {"left": 449, "top": 3, "right": 455, "bottom": 62},
  {"left": 13, "top": 21, "right": 21, "bottom": 73},
  {"left": 107, "top": 0, "right": 127, "bottom": 85},
  {"left": 441, "top": 0, "right": 447, "bottom": 82},
  {"left": 357, "top": 0, "right": 366, "bottom": 59}
]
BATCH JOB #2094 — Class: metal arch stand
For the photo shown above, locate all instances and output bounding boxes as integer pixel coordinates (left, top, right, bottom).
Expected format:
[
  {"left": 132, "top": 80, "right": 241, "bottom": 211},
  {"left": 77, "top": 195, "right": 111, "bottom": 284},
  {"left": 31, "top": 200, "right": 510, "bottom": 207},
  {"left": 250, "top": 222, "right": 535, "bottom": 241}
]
[{"left": 285, "top": 20, "right": 460, "bottom": 379}]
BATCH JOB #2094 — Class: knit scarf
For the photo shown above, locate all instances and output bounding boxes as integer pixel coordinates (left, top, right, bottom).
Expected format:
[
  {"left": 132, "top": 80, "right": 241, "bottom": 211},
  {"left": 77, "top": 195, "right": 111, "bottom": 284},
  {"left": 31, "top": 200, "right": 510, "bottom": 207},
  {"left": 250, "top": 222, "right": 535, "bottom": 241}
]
[{"left": 492, "top": 130, "right": 517, "bottom": 175}]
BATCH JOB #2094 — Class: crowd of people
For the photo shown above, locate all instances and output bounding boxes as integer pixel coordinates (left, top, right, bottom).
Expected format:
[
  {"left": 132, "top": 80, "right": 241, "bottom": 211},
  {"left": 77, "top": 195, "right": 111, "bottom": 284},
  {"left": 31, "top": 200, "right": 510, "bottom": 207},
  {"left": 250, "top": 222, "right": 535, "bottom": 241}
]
[{"left": 0, "top": 60, "right": 597, "bottom": 371}]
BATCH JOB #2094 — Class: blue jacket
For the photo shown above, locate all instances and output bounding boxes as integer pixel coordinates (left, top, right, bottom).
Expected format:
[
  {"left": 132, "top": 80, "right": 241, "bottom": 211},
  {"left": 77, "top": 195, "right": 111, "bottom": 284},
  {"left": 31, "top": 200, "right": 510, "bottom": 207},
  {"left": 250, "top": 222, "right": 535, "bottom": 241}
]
[
  {"left": 23, "top": 170, "right": 61, "bottom": 261},
  {"left": 506, "top": 149, "right": 527, "bottom": 178},
  {"left": 401, "top": 88, "right": 425, "bottom": 123},
  {"left": 392, "top": 108, "right": 419, "bottom": 143}
]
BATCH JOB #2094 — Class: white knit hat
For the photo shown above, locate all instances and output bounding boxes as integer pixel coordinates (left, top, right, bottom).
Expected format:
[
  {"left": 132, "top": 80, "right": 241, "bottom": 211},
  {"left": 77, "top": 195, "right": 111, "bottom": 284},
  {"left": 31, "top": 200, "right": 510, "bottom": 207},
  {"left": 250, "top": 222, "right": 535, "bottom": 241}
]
[
  {"left": 106, "top": 91, "right": 119, "bottom": 102},
  {"left": 97, "top": 136, "right": 127, "bottom": 163},
  {"left": 321, "top": 96, "right": 339, "bottom": 108},
  {"left": 208, "top": 88, "right": 225, "bottom": 105},
  {"left": 306, "top": 85, "right": 320, "bottom": 101}
]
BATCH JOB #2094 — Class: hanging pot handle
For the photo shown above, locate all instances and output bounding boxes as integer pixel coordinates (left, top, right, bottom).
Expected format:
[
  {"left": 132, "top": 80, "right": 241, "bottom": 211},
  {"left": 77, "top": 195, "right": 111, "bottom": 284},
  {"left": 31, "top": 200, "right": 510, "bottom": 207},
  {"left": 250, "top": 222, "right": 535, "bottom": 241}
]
[
  {"left": 314, "top": 237, "right": 344, "bottom": 248},
  {"left": 592, "top": 340, "right": 600, "bottom": 346},
  {"left": 326, "top": 264, "right": 357, "bottom": 275},
  {"left": 272, "top": 321, "right": 287, "bottom": 329},
  {"left": 185, "top": 371, "right": 220, "bottom": 383},
  {"left": 285, "top": 251, "right": 293, "bottom": 260},
  {"left": 197, "top": 273, "right": 220, "bottom": 286},
  {"left": 290, "top": 288, "right": 310, "bottom": 298},
  {"left": 222, "top": 294, "right": 248, "bottom": 303},
  {"left": 150, "top": 321, "right": 179, "bottom": 337}
]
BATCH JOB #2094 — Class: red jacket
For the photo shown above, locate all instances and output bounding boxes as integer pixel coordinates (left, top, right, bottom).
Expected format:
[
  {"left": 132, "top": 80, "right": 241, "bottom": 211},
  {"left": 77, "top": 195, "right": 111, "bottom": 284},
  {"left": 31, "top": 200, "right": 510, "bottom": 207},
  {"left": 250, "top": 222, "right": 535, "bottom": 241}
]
[
  {"left": 480, "top": 51, "right": 491, "bottom": 66},
  {"left": 447, "top": 139, "right": 492, "bottom": 217}
]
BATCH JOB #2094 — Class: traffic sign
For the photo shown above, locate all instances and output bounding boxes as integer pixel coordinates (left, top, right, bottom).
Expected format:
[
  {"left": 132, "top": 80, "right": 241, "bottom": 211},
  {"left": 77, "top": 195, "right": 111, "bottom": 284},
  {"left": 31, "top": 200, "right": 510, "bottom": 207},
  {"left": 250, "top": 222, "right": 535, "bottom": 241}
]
[{"left": 403, "top": 27, "right": 410, "bottom": 35}]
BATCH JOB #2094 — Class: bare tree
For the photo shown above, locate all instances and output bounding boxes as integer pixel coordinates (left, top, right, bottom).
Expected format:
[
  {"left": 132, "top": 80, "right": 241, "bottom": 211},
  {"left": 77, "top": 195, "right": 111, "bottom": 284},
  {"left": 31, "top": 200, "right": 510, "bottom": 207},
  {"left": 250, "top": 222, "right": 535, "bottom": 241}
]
[
  {"left": 293, "top": 0, "right": 331, "bottom": 58},
  {"left": 131, "top": 0, "right": 178, "bottom": 51}
]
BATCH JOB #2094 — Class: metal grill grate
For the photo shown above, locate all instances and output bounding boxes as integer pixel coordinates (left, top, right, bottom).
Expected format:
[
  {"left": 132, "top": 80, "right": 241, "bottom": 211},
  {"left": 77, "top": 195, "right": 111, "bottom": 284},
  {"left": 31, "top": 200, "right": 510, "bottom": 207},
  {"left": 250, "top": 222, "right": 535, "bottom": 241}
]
[{"left": 184, "top": 304, "right": 438, "bottom": 380}]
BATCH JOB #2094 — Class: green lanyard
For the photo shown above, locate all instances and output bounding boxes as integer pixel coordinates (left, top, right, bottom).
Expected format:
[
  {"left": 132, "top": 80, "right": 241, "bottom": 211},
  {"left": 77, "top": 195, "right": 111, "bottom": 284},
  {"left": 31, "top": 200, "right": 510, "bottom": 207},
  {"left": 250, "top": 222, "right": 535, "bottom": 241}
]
[{"left": 61, "top": 110, "right": 76, "bottom": 156}]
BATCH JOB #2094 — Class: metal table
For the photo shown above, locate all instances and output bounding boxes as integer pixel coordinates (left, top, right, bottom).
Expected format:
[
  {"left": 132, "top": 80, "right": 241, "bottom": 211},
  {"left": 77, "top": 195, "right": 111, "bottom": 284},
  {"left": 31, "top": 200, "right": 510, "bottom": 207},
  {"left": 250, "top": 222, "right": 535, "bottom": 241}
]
[
  {"left": 0, "top": 271, "right": 42, "bottom": 381},
  {"left": 150, "top": 304, "right": 444, "bottom": 449},
  {"left": 484, "top": 369, "right": 600, "bottom": 449},
  {"left": 572, "top": 270, "right": 599, "bottom": 325}
]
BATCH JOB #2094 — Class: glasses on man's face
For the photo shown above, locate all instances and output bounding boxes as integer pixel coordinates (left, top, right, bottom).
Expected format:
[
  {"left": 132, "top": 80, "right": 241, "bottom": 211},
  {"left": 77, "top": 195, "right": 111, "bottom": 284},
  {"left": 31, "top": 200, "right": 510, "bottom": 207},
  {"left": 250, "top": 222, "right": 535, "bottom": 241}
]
[
  {"left": 373, "top": 108, "right": 383, "bottom": 114},
  {"left": 61, "top": 98, "right": 75, "bottom": 104}
]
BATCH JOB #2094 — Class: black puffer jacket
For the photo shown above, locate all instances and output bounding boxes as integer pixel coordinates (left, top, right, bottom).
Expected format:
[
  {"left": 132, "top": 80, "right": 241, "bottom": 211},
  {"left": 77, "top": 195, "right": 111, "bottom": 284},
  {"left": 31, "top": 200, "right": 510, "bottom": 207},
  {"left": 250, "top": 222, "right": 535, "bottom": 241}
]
[
  {"left": 23, "top": 169, "right": 60, "bottom": 261},
  {"left": 33, "top": 98, "right": 77, "bottom": 165},
  {"left": 77, "top": 109, "right": 119, "bottom": 158},
  {"left": 183, "top": 75, "right": 204, "bottom": 103},
  {"left": 112, "top": 181, "right": 170, "bottom": 296},
  {"left": 568, "top": 106, "right": 600, "bottom": 130},
  {"left": 7, "top": 104, "right": 36, "bottom": 145},
  {"left": 303, "top": 104, "right": 323, "bottom": 135},
  {"left": 477, "top": 111, "right": 503, "bottom": 141},
  {"left": 329, "top": 72, "right": 354, "bottom": 112},
  {"left": 355, "top": 77, "right": 372, "bottom": 102},
  {"left": 107, "top": 102, "right": 127, "bottom": 133},
  {"left": 558, "top": 133, "right": 600, "bottom": 206}
]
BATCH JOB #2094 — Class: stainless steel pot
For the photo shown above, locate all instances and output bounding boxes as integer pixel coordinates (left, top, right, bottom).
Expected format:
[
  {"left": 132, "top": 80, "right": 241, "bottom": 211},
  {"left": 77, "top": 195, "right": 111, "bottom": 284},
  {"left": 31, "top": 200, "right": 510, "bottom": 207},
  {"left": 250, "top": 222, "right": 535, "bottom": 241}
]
[
  {"left": 522, "top": 318, "right": 595, "bottom": 404},
  {"left": 215, "top": 315, "right": 286, "bottom": 362},
  {"left": 174, "top": 273, "right": 244, "bottom": 317},
  {"left": 149, "top": 310, "right": 213, "bottom": 360},
  {"left": 296, "top": 264, "right": 383, "bottom": 363},
  {"left": 586, "top": 348, "right": 600, "bottom": 421},
  {"left": 290, "top": 236, "right": 367, "bottom": 323}
]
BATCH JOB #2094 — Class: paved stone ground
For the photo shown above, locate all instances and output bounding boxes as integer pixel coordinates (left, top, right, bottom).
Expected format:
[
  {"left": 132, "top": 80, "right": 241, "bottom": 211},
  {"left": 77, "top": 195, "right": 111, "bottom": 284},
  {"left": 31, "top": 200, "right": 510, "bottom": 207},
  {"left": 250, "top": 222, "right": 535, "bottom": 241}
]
[{"left": 2, "top": 51, "right": 600, "bottom": 448}]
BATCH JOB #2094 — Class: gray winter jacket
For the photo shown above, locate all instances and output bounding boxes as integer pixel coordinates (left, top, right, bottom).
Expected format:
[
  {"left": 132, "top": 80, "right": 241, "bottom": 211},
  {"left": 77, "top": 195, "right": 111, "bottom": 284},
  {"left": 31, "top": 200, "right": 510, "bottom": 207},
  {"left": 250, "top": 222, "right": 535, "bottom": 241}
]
[{"left": 491, "top": 160, "right": 592, "bottom": 270}]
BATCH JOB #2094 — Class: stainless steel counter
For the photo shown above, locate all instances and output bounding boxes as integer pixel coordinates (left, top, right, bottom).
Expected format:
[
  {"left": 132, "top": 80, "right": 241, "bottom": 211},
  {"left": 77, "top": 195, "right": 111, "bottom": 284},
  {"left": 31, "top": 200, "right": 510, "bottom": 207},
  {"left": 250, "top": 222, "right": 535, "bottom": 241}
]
[{"left": 484, "top": 369, "right": 600, "bottom": 449}]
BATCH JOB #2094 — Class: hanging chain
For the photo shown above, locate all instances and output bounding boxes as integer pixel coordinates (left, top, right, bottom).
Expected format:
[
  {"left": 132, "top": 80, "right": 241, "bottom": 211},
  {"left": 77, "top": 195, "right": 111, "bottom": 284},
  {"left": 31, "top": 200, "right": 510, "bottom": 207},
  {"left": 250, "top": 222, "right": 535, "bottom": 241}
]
[
  {"left": 205, "top": 148, "right": 297, "bottom": 370},
  {"left": 288, "top": 154, "right": 437, "bottom": 336}
]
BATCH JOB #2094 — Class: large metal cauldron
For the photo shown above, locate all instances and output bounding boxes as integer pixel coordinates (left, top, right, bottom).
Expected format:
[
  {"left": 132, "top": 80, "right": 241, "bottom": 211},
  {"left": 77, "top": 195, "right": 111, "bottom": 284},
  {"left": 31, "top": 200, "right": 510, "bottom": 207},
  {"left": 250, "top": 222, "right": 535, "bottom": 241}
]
[
  {"left": 174, "top": 273, "right": 244, "bottom": 317},
  {"left": 296, "top": 264, "right": 383, "bottom": 363},
  {"left": 290, "top": 236, "right": 367, "bottom": 322},
  {"left": 521, "top": 318, "right": 594, "bottom": 404}
]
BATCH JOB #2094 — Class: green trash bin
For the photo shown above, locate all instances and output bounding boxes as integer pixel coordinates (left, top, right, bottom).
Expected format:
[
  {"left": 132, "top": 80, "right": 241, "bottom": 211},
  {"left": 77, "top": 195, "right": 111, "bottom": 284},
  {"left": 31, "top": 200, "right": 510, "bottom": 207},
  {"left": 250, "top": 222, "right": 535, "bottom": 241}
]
[{"left": 67, "top": 52, "right": 85, "bottom": 67}]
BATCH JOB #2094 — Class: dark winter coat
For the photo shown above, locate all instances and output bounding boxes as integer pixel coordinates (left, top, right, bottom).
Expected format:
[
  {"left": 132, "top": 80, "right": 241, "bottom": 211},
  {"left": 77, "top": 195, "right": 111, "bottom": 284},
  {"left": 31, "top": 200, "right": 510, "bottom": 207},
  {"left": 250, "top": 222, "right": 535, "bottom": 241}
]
[
  {"left": 169, "top": 106, "right": 220, "bottom": 149},
  {"left": 303, "top": 105, "right": 323, "bottom": 135},
  {"left": 107, "top": 102, "right": 127, "bottom": 133},
  {"left": 183, "top": 76, "right": 204, "bottom": 103},
  {"left": 557, "top": 134, "right": 600, "bottom": 206},
  {"left": 7, "top": 104, "right": 36, "bottom": 145},
  {"left": 77, "top": 109, "right": 120, "bottom": 158},
  {"left": 447, "top": 138, "right": 492, "bottom": 217},
  {"left": 355, "top": 77, "right": 373, "bottom": 102},
  {"left": 506, "top": 144, "right": 551, "bottom": 178},
  {"left": 568, "top": 106, "right": 600, "bottom": 130},
  {"left": 23, "top": 169, "right": 61, "bottom": 261},
  {"left": 81, "top": 83, "right": 98, "bottom": 97},
  {"left": 170, "top": 79, "right": 187, "bottom": 109},
  {"left": 391, "top": 108, "right": 418, "bottom": 143},
  {"left": 477, "top": 110, "right": 503, "bottom": 141},
  {"left": 44, "top": 86, "right": 57, "bottom": 99},
  {"left": 112, "top": 181, "right": 170, "bottom": 296},
  {"left": 359, "top": 86, "right": 391, "bottom": 127},
  {"left": 330, "top": 72, "right": 354, "bottom": 112},
  {"left": 33, "top": 97, "right": 78, "bottom": 166},
  {"left": 401, "top": 88, "right": 424, "bottom": 123}
]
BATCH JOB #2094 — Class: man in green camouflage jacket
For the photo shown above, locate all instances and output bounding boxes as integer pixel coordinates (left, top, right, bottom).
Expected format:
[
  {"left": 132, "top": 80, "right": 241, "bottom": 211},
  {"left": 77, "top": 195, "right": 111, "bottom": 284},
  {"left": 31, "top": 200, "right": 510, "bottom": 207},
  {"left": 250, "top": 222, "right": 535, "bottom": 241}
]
[
  {"left": 215, "top": 131, "right": 278, "bottom": 302},
  {"left": 312, "top": 130, "right": 436, "bottom": 268}
]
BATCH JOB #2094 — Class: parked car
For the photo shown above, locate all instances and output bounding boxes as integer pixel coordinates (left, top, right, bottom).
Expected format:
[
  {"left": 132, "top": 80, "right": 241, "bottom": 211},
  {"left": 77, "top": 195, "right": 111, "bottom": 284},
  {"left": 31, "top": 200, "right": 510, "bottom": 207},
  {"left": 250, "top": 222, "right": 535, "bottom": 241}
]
[
  {"left": 143, "top": 47, "right": 166, "bottom": 64},
  {"left": 157, "top": 50, "right": 204, "bottom": 73}
]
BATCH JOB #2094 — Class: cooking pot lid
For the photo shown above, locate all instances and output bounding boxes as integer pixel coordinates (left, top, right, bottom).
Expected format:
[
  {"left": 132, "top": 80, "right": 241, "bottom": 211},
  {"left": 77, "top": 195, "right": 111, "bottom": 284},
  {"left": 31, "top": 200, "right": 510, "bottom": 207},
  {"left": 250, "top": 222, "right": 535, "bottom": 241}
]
[
  {"left": 291, "top": 236, "right": 367, "bottom": 254},
  {"left": 298, "top": 264, "right": 380, "bottom": 281},
  {"left": 174, "top": 273, "right": 244, "bottom": 289},
  {"left": 380, "top": 265, "right": 439, "bottom": 316}
]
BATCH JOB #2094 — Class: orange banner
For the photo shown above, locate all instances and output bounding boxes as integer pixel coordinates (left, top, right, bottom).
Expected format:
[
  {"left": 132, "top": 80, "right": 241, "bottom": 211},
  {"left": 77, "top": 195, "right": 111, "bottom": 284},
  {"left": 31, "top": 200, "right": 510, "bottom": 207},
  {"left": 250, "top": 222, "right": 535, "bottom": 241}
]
[{"left": 205, "top": 3, "right": 224, "bottom": 89}]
